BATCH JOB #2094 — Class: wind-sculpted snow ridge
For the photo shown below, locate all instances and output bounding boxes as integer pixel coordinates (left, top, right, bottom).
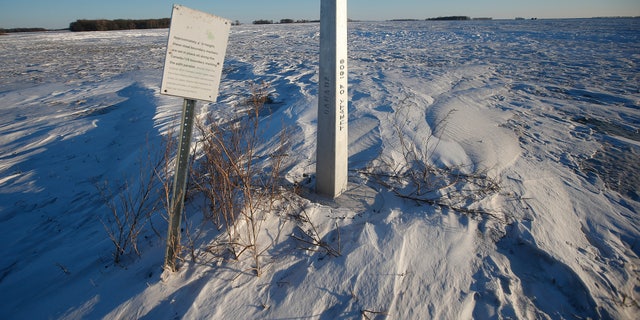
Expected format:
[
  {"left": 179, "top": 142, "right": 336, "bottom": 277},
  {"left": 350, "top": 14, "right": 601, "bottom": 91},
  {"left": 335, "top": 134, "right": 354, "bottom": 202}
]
[{"left": 0, "top": 19, "right": 639, "bottom": 319}]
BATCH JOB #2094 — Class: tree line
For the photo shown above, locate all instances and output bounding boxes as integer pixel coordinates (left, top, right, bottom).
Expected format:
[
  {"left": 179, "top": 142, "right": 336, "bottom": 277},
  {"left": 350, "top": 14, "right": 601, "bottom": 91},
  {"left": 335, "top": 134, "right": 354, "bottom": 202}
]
[
  {"left": 252, "top": 19, "right": 319, "bottom": 25},
  {"left": 0, "top": 27, "right": 47, "bottom": 34},
  {"left": 390, "top": 16, "right": 494, "bottom": 21},
  {"left": 1, "top": 15, "right": 500, "bottom": 35},
  {"left": 69, "top": 18, "right": 171, "bottom": 32},
  {"left": 427, "top": 16, "right": 472, "bottom": 21}
]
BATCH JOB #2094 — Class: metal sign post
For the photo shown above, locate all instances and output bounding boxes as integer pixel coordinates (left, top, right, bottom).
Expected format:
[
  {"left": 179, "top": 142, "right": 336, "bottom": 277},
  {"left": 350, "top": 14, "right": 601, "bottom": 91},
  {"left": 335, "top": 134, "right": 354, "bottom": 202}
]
[
  {"left": 165, "top": 98, "right": 196, "bottom": 271},
  {"left": 316, "top": 0, "right": 349, "bottom": 198},
  {"left": 160, "top": 5, "right": 230, "bottom": 272}
]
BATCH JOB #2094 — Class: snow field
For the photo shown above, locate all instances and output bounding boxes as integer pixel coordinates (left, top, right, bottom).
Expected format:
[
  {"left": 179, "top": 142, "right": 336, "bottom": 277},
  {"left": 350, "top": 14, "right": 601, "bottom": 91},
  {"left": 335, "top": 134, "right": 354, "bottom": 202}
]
[{"left": 0, "top": 19, "right": 639, "bottom": 319}]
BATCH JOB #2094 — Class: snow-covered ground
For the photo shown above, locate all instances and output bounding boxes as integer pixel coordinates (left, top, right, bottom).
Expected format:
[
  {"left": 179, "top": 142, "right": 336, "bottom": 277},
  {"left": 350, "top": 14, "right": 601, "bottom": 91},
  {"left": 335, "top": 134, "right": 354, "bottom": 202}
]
[{"left": 1, "top": 18, "right": 639, "bottom": 319}]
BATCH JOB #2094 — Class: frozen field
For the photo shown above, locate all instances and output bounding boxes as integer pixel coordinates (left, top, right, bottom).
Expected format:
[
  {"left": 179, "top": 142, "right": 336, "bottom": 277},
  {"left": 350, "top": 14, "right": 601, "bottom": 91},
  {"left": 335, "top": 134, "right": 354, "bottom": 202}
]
[{"left": 1, "top": 18, "right": 639, "bottom": 319}]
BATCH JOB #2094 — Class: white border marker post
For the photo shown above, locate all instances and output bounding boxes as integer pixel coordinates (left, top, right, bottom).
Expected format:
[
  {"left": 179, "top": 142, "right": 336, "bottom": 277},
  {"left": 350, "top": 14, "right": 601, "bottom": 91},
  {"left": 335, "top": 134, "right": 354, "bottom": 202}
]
[
  {"left": 160, "top": 5, "right": 230, "bottom": 272},
  {"left": 316, "top": 0, "right": 348, "bottom": 198}
]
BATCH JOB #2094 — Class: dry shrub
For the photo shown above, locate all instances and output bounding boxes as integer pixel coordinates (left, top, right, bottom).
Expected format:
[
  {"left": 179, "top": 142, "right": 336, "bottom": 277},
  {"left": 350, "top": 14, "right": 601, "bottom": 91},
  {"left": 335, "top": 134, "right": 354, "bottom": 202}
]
[
  {"left": 190, "top": 82, "right": 289, "bottom": 276},
  {"left": 97, "top": 137, "right": 167, "bottom": 264}
]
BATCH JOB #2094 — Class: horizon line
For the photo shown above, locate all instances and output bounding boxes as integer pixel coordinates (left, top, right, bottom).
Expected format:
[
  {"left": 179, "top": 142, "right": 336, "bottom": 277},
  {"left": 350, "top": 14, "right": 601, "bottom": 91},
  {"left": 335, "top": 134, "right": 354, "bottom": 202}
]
[{"left": 2, "top": 15, "right": 639, "bottom": 31}]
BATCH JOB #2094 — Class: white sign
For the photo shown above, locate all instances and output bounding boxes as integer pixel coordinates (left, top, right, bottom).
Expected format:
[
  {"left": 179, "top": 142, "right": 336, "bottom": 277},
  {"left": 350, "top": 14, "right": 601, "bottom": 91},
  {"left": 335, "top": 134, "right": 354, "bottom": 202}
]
[{"left": 161, "top": 5, "right": 231, "bottom": 102}]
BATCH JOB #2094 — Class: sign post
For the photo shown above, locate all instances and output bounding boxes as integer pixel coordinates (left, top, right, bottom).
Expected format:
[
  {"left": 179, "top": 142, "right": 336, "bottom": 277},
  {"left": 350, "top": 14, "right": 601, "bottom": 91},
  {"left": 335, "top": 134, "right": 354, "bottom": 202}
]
[
  {"left": 160, "top": 5, "right": 230, "bottom": 272},
  {"left": 165, "top": 98, "right": 196, "bottom": 271},
  {"left": 316, "top": 0, "right": 349, "bottom": 198}
]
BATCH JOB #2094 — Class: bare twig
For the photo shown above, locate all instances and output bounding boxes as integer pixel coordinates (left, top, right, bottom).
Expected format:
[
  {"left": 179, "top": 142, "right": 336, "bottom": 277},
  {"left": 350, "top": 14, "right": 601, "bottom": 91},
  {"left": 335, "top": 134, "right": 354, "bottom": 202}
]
[
  {"left": 291, "top": 207, "right": 341, "bottom": 257},
  {"left": 361, "top": 309, "right": 389, "bottom": 320}
]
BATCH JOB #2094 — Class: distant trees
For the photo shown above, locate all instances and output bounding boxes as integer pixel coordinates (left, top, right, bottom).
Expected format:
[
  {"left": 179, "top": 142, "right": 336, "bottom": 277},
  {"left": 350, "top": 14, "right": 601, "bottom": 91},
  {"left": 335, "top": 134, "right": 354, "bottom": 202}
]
[
  {"left": 0, "top": 27, "right": 47, "bottom": 34},
  {"left": 253, "top": 19, "right": 274, "bottom": 25},
  {"left": 69, "top": 18, "right": 171, "bottom": 32},
  {"left": 390, "top": 16, "right": 493, "bottom": 22},
  {"left": 252, "top": 19, "right": 316, "bottom": 25},
  {"left": 427, "top": 16, "right": 471, "bottom": 21}
]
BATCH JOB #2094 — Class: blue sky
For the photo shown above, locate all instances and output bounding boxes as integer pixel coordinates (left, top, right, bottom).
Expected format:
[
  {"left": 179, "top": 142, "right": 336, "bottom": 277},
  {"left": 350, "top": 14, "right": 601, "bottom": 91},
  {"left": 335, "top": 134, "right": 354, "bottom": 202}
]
[{"left": 1, "top": 0, "right": 639, "bottom": 29}]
